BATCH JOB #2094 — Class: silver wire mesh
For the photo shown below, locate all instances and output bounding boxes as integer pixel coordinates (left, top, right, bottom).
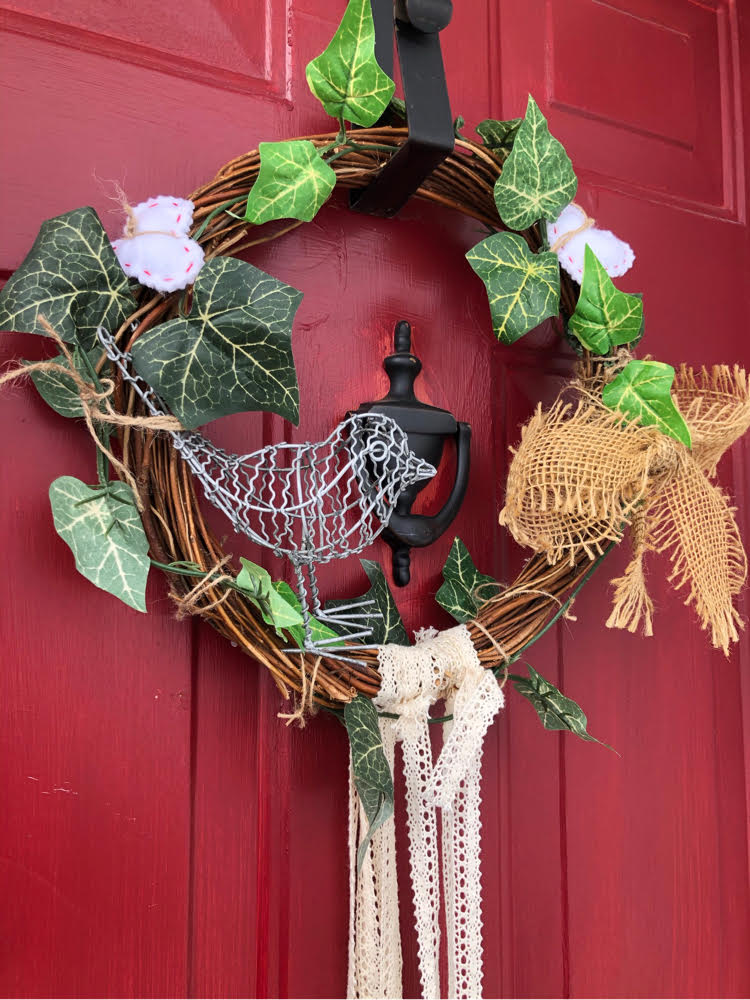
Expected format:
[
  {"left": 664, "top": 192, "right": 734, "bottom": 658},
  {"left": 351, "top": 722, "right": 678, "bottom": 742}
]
[{"left": 98, "top": 328, "right": 435, "bottom": 657}]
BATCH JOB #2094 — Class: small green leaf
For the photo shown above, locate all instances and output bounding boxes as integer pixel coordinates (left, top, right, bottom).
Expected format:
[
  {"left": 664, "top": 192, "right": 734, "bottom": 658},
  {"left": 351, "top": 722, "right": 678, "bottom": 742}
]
[
  {"left": 493, "top": 96, "right": 577, "bottom": 230},
  {"left": 130, "top": 257, "right": 302, "bottom": 428},
  {"left": 512, "top": 665, "right": 615, "bottom": 750},
  {"left": 344, "top": 693, "right": 395, "bottom": 871},
  {"left": 466, "top": 232, "right": 560, "bottom": 343},
  {"left": 236, "top": 558, "right": 304, "bottom": 636},
  {"left": 306, "top": 0, "right": 395, "bottom": 127},
  {"left": 388, "top": 95, "right": 406, "bottom": 121},
  {"left": 601, "top": 359, "right": 692, "bottom": 447},
  {"left": 245, "top": 140, "right": 337, "bottom": 225},
  {"left": 476, "top": 117, "right": 521, "bottom": 157},
  {"left": 436, "top": 537, "right": 497, "bottom": 623},
  {"left": 326, "top": 559, "right": 409, "bottom": 645},
  {"left": 25, "top": 347, "right": 102, "bottom": 419},
  {"left": 453, "top": 114, "right": 466, "bottom": 139},
  {"left": 272, "top": 580, "right": 345, "bottom": 650},
  {"left": 49, "top": 477, "right": 149, "bottom": 612},
  {"left": 0, "top": 206, "right": 137, "bottom": 350},
  {"left": 568, "top": 246, "right": 644, "bottom": 355}
]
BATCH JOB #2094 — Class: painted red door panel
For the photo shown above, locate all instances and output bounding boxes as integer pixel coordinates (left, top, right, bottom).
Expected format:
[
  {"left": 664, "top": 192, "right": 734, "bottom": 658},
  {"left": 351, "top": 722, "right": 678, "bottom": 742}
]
[{"left": 1, "top": 1, "right": 749, "bottom": 998}]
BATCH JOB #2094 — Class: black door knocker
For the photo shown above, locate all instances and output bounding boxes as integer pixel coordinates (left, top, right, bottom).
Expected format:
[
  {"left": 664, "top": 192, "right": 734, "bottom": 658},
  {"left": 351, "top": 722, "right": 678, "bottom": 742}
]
[{"left": 356, "top": 320, "right": 471, "bottom": 586}]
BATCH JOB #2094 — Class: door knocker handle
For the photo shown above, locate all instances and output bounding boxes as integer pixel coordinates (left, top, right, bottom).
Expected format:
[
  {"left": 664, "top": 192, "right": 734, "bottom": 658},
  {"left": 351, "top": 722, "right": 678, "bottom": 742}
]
[{"left": 356, "top": 320, "right": 471, "bottom": 585}]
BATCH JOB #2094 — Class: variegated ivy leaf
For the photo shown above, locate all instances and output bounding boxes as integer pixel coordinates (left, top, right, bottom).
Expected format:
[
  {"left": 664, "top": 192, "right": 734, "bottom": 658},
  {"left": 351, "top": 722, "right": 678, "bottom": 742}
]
[
  {"left": 568, "top": 245, "right": 644, "bottom": 355},
  {"left": 245, "top": 140, "right": 337, "bottom": 225},
  {"left": 601, "top": 359, "right": 691, "bottom": 448},
  {"left": 466, "top": 232, "right": 560, "bottom": 344},
  {"left": 512, "top": 665, "right": 615, "bottom": 751},
  {"left": 130, "top": 257, "right": 302, "bottom": 428},
  {"left": 436, "top": 537, "right": 498, "bottom": 623},
  {"left": 388, "top": 95, "right": 406, "bottom": 121},
  {"left": 49, "top": 477, "right": 149, "bottom": 612},
  {"left": 344, "top": 693, "right": 394, "bottom": 871},
  {"left": 236, "top": 558, "right": 304, "bottom": 636},
  {"left": 0, "top": 206, "right": 136, "bottom": 350},
  {"left": 272, "top": 580, "right": 344, "bottom": 650},
  {"left": 326, "top": 559, "right": 409, "bottom": 645},
  {"left": 306, "top": 0, "right": 395, "bottom": 127},
  {"left": 476, "top": 117, "right": 522, "bottom": 158},
  {"left": 493, "top": 96, "right": 577, "bottom": 231},
  {"left": 25, "top": 346, "right": 102, "bottom": 419}
]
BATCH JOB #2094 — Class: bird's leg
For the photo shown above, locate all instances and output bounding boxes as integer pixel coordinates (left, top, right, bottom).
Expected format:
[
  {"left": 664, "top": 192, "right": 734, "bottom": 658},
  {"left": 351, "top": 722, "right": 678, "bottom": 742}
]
[
  {"left": 307, "top": 561, "right": 325, "bottom": 619},
  {"left": 281, "top": 562, "right": 383, "bottom": 663},
  {"left": 291, "top": 559, "right": 315, "bottom": 649},
  {"left": 306, "top": 563, "right": 377, "bottom": 643},
  {"left": 314, "top": 558, "right": 381, "bottom": 641}
]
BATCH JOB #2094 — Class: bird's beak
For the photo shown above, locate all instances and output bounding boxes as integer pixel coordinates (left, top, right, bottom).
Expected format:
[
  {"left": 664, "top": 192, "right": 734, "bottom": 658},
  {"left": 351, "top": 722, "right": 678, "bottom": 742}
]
[{"left": 414, "top": 457, "right": 437, "bottom": 482}]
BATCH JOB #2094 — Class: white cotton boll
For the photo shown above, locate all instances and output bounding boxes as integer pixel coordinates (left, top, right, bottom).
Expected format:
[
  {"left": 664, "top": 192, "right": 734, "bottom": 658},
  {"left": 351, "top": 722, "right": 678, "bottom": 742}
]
[
  {"left": 124, "top": 196, "right": 194, "bottom": 237},
  {"left": 112, "top": 232, "right": 204, "bottom": 293},
  {"left": 548, "top": 204, "right": 635, "bottom": 284},
  {"left": 111, "top": 195, "right": 204, "bottom": 292}
]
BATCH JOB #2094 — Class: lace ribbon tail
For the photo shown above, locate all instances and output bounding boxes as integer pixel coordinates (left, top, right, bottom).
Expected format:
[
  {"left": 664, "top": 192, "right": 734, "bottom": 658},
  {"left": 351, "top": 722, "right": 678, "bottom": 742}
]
[
  {"left": 433, "top": 671, "right": 504, "bottom": 1000},
  {"left": 402, "top": 726, "right": 442, "bottom": 1000},
  {"left": 348, "top": 726, "right": 403, "bottom": 999}
]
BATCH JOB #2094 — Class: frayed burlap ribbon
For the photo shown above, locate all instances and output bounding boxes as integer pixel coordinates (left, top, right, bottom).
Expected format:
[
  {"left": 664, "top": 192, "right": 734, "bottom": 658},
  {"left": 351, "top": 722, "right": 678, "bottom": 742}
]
[{"left": 500, "top": 362, "right": 750, "bottom": 654}]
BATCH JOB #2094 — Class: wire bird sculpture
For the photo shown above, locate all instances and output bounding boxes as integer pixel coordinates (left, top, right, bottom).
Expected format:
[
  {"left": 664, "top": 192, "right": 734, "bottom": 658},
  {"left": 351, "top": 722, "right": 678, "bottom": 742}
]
[{"left": 98, "top": 329, "right": 435, "bottom": 661}]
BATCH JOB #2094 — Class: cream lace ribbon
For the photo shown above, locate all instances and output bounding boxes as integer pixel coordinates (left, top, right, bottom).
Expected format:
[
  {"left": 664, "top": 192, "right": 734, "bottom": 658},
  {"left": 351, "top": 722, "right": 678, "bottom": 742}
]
[{"left": 347, "top": 625, "right": 504, "bottom": 1000}]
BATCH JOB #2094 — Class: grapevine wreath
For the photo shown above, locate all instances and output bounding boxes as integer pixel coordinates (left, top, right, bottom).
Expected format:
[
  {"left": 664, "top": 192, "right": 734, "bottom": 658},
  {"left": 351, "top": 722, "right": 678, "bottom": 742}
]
[{"left": 3, "top": 2, "right": 750, "bottom": 997}]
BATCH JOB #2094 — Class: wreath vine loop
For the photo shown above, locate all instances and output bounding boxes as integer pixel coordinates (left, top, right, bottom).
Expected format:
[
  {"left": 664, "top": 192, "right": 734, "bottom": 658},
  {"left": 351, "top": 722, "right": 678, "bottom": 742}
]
[
  {"left": 1, "top": 3, "right": 747, "bottom": 737},
  {"left": 107, "top": 127, "right": 587, "bottom": 710}
]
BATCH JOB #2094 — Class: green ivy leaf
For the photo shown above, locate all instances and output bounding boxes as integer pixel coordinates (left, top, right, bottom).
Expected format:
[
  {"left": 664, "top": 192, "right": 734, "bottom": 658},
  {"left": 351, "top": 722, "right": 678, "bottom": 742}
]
[
  {"left": 245, "top": 140, "right": 337, "bottom": 225},
  {"left": 0, "top": 206, "right": 137, "bottom": 350},
  {"left": 436, "top": 537, "right": 497, "bottom": 623},
  {"left": 326, "top": 559, "right": 409, "bottom": 645},
  {"left": 388, "top": 95, "right": 406, "bottom": 121},
  {"left": 272, "top": 580, "right": 345, "bottom": 650},
  {"left": 25, "top": 347, "right": 101, "bottom": 419},
  {"left": 568, "top": 246, "right": 644, "bottom": 355},
  {"left": 235, "top": 558, "right": 305, "bottom": 636},
  {"left": 512, "top": 665, "right": 615, "bottom": 750},
  {"left": 130, "top": 257, "right": 302, "bottom": 428},
  {"left": 476, "top": 117, "right": 521, "bottom": 158},
  {"left": 493, "top": 96, "right": 577, "bottom": 230},
  {"left": 49, "top": 477, "right": 149, "bottom": 612},
  {"left": 306, "top": 0, "right": 395, "bottom": 127},
  {"left": 601, "top": 359, "right": 692, "bottom": 448},
  {"left": 466, "top": 232, "right": 560, "bottom": 343},
  {"left": 344, "top": 693, "right": 395, "bottom": 872}
]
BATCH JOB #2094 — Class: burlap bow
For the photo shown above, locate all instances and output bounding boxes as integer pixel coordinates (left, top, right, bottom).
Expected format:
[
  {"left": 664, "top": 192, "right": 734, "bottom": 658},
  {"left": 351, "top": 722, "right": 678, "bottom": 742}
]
[{"left": 499, "top": 362, "right": 750, "bottom": 654}]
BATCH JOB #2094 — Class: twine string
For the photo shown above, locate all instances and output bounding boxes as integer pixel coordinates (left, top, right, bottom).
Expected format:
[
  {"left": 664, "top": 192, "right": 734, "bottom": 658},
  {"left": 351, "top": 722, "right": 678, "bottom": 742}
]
[
  {"left": 0, "top": 315, "right": 184, "bottom": 508},
  {"left": 171, "top": 555, "right": 235, "bottom": 619},
  {"left": 278, "top": 654, "right": 323, "bottom": 727},
  {"left": 549, "top": 203, "right": 595, "bottom": 254}
]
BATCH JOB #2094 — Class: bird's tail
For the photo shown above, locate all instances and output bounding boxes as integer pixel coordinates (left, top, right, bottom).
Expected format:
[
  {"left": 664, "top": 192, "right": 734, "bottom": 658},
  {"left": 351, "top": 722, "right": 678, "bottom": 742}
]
[{"left": 97, "top": 327, "right": 168, "bottom": 419}]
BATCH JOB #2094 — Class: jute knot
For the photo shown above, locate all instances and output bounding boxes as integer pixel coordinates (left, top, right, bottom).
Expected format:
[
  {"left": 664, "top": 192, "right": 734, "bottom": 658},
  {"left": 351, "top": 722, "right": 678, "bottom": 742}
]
[
  {"left": 171, "top": 555, "right": 234, "bottom": 619},
  {"left": 0, "top": 315, "right": 188, "bottom": 510},
  {"left": 123, "top": 203, "right": 138, "bottom": 239},
  {"left": 549, "top": 203, "right": 595, "bottom": 253}
]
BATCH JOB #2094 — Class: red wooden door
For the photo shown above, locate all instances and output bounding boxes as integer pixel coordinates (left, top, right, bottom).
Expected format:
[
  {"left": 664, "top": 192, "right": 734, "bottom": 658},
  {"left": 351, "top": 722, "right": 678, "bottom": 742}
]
[{"left": 1, "top": 2, "right": 749, "bottom": 998}]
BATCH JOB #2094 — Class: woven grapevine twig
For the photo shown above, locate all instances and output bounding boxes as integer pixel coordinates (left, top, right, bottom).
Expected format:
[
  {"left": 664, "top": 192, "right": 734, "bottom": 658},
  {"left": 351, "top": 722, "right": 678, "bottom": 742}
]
[{"left": 108, "top": 127, "right": 585, "bottom": 708}]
